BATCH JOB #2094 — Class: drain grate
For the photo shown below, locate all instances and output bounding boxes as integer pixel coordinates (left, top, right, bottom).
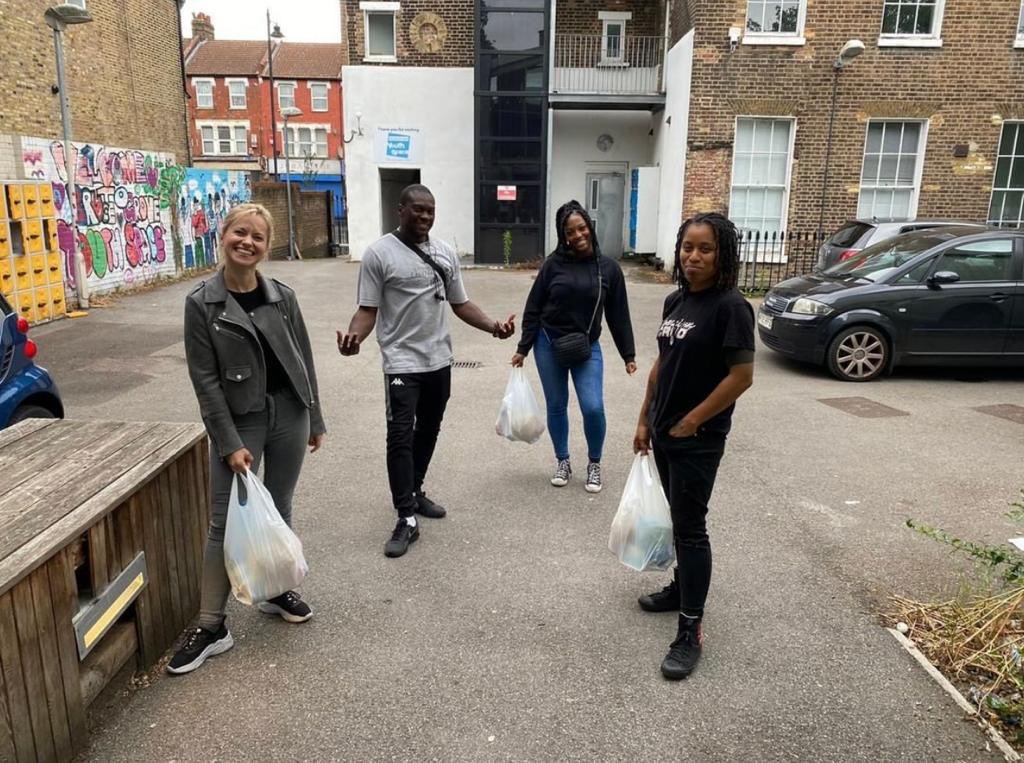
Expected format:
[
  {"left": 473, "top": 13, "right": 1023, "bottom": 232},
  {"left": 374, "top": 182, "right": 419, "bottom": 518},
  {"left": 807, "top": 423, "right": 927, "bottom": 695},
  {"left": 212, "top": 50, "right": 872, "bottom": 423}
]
[
  {"left": 453, "top": 360, "right": 482, "bottom": 370},
  {"left": 818, "top": 396, "right": 909, "bottom": 419},
  {"left": 974, "top": 404, "right": 1024, "bottom": 426}
]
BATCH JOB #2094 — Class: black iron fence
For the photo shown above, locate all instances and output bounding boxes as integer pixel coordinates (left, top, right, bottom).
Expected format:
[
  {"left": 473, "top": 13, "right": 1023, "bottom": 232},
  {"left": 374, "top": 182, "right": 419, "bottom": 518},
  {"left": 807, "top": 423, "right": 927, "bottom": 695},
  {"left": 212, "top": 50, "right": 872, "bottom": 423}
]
[{"left": 737, "top": 230, "right": 825, "bottom": 294}]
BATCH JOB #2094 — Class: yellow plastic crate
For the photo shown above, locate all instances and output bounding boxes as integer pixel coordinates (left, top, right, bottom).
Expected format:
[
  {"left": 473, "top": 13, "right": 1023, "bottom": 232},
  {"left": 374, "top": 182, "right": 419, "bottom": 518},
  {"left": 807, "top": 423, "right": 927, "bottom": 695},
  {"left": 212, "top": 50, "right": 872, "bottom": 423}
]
[
  {"left": 22, "top": 185, "right": 39, "bottom": 219},
  {"left": 23, "top": 219, "right": 44, "bottom": 254},
  {"left": 45, "top": 218, "right": 59, "bottom": 252},
  {"left": 6, "top": 185, "right": 25, "bottom": 220},
  {"left": 31, "top": 254, "right": 47, "bottom": 288},
  {"left": 46, "top": 252, "right": 62, "bottom": 284},
  {"left": 38, "top": 184, "right": 55, "bottom": 217},
  {"left": 0, "top": 186, "right": 7, "bottom": 220},
  {"left": 33, "top": 291, "right": 52, "bottom": 323},
  {"left": 17, "top": 291, "right": 32, "bottom": 321},
  {"left": 0, "top": 259, "right": 12, "bottom": 297},
  {"left": 50, "top": 283, "right": 66, "bottom": 315},
  {"left": 0, "top": 222, "right": 10, "bottom": 259},
  {"left": 14, "top": 257, "right": 31, "bottom": 292}
]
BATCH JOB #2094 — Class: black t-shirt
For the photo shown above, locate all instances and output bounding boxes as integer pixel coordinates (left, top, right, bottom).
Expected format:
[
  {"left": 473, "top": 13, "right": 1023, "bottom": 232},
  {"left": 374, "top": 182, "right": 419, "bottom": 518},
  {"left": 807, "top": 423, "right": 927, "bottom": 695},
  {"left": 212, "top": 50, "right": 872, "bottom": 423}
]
[
  {"left": 649, "top": 287, "right": 755, "bottom": 436},
  {"left": 228, "top": 288, "right": 289, "bottom": 395}
]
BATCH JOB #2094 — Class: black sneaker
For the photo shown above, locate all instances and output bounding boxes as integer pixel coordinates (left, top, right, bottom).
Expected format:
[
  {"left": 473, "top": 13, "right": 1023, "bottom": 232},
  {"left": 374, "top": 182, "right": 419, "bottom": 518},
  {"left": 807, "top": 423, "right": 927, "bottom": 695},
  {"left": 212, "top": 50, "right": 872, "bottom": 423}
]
[
  {"left": 384, "top": 518, "right": 420, "bottom": 558},
  {"left": 585, "top": 462, "right": 602, "bottom": 493},
  {"left": 661, "top": 615, "right": 703, "bottom": 680},
  {"left": 638, "top": 578, "right": 680, "bottom": 613},
  {"left": 166, "top": 624, "right": 234, "bottom": 675},
  {"left": 259, "top": 590, "right": 313, "bottom": 623},
  {"left": 551, "top": 458, "right": 571, "bottom": 487},
  {"left": 414, "top": 492, "right": 447, "bottom": 519}
]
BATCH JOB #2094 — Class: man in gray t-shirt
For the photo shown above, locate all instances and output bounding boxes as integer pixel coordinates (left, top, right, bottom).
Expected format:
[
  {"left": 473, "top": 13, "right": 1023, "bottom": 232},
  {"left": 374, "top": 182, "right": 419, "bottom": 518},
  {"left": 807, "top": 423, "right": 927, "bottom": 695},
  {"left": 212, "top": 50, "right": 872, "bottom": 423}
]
[{"left": 338, "top": 184, "right": 515, "bottom": 558}]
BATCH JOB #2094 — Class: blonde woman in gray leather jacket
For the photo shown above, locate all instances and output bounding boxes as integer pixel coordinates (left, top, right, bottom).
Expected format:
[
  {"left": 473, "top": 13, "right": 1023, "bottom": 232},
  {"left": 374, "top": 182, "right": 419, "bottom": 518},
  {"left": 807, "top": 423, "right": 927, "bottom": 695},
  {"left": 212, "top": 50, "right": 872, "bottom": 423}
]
[{"left": 168, "top": 203, "right": 326, "bottom": 675}]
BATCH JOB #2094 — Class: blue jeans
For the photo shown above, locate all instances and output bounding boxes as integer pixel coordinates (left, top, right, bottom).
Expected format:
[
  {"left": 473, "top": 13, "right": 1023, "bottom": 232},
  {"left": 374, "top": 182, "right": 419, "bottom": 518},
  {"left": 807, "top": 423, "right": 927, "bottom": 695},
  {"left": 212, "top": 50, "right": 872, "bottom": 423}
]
[{"left": 533, "top": 330, "right": 606, "bottom": 462}]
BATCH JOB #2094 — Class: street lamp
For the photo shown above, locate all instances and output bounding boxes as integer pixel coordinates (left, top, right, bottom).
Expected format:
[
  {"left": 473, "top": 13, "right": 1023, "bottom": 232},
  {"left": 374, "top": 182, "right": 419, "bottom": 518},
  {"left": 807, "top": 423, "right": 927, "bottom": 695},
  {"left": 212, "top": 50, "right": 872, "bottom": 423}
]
[
  {"left": 266, "top": 12, "right": 284, "bottom": 176},
  {"left": 817, "top": 39, "right": 865, "bottom": 241},
  {"left": 44, "top": 3, "right": 93, "bottom": 310},
  {"left": 281, "top": 106, "right": 302, "bottom": 260}
]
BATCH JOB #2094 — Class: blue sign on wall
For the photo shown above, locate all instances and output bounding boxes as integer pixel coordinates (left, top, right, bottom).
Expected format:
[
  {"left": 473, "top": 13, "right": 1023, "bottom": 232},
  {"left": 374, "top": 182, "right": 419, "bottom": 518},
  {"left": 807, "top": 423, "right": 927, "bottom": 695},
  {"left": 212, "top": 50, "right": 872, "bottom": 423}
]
[{"left": 386, "top": 133, "right": 411, "bottom": 160}]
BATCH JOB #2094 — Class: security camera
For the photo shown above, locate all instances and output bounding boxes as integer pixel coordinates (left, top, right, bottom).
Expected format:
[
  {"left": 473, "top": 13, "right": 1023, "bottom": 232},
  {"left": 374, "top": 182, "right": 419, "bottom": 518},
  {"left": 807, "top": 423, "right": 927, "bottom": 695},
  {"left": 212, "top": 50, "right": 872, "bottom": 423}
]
[{"left": 728, "top": 26, "right": 741, "bottom": 51}]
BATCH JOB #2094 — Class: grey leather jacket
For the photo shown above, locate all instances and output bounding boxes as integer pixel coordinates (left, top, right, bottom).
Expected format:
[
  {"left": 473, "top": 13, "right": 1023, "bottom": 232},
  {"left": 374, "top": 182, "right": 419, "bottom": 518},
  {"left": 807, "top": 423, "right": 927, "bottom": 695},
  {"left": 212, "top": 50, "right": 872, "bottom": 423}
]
[{"left": 184, "top": 270, "right": 326, "bottom": 457}]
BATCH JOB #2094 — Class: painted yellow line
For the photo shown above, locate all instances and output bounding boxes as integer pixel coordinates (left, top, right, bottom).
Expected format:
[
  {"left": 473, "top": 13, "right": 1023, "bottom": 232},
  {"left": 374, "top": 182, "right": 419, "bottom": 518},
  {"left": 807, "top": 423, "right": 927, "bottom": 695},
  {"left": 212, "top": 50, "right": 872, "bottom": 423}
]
[{"left": 83, "top": 573, "right": 145, "bottom": 649}]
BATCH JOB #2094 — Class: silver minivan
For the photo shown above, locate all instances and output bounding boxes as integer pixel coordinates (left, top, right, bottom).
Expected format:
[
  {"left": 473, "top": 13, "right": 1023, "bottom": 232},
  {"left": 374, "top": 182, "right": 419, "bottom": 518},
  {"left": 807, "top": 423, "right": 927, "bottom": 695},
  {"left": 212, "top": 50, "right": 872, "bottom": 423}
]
[{"left": 816, "top": 219, "right": 986, "bottom": 270}]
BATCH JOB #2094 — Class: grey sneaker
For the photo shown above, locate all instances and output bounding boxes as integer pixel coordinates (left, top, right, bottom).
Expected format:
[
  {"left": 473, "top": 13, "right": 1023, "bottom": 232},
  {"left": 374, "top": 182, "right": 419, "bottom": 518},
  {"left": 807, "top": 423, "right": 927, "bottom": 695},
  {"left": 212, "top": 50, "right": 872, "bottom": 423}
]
[
  {"left": 585, "top": 462, "right": 602, "bottom": 493},
  {"left": 551, "top": 458, "right": 571, "bottom": 487}
]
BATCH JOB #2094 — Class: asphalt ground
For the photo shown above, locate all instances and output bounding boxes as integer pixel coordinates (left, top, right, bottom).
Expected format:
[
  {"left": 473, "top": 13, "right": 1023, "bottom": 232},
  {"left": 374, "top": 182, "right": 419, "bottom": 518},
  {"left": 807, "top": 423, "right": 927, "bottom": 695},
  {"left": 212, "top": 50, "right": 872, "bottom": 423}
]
[{"left": 33, "top": 258, "right": 1022, "bottom": 761}]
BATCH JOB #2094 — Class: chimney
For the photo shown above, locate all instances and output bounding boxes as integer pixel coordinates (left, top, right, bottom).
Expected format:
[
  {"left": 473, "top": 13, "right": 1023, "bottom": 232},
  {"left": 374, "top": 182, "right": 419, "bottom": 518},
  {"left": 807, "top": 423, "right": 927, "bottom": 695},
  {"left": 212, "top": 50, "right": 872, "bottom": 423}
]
[{"left": 192, "top": 12, "right": 214, "bottom": 42}]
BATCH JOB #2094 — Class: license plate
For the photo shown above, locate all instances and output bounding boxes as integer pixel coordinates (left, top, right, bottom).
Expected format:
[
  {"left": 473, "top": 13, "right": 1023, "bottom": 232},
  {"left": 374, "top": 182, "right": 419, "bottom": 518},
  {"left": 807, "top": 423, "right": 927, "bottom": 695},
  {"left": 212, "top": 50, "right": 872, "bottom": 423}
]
[{"left": 757, "top": 312, "right": 774, "bottom": 330}]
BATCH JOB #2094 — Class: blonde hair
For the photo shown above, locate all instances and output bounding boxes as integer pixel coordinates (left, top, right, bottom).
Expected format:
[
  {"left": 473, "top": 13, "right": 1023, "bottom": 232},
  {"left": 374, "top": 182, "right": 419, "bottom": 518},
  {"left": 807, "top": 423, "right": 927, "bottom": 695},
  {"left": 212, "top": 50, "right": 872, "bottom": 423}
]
[{"left": 217, "top": 203, "right": 274, "bottom": 261}]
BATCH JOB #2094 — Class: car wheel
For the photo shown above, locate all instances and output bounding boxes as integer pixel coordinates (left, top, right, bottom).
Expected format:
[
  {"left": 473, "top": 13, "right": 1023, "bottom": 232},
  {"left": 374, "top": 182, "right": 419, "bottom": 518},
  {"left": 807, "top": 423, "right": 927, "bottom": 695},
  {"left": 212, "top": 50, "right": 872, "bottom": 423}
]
[
  {"left": 827, "top": 326, "right": 889, "bottom": 382},
  {"left": 9, "top": 404, "right": 56, "bottom": 425}
]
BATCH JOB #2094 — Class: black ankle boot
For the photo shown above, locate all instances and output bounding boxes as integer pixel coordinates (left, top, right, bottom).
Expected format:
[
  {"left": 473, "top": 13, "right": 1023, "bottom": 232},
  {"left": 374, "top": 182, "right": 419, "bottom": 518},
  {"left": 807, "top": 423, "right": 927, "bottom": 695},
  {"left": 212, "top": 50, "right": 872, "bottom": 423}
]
[
  {"left": 661, "top": 614, "right": 703, "bottom": 680},
  {"left": 638, "top": 576, "right": 680, "bottom": 612}
]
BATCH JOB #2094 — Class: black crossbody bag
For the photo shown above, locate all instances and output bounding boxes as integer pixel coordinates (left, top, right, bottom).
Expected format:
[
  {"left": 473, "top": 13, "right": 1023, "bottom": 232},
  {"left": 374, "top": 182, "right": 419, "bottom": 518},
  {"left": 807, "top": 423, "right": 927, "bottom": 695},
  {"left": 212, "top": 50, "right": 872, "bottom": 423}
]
[
  {"left": 547, "top": 257, "right": 602, "bottom": 367},
  {"left": 393, "top": 228, "right": 448, "bottom": 301}
]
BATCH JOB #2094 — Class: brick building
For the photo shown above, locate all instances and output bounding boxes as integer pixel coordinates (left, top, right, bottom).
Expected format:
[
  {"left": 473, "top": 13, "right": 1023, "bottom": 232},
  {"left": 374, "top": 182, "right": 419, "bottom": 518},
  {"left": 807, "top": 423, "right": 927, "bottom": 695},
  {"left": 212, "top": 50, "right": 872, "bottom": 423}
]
[
  {"left": 674, "top": 0, "right": 1024, "bottom": 238},
  {"left": 182, "top": 14, "right": 349, "bottom": 229},
  {"left": 0, "top": 0, "right": 191, "bottom": 305}
]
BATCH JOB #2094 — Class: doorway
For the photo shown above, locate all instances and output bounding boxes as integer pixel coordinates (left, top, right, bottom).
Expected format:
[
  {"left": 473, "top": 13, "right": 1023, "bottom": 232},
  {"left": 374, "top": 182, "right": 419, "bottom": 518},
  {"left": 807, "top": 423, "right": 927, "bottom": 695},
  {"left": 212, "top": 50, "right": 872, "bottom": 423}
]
[
  {"left": 584, "top": 172, "right": 625, "bottom": 258},
  {"left": 379, "top": 168, "right": 421, "bottom": 235}
]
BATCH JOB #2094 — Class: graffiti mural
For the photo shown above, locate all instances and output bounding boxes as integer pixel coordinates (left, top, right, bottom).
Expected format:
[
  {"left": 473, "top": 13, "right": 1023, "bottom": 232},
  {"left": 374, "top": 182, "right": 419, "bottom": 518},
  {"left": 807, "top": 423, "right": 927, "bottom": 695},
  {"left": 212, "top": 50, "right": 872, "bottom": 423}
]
[
  {"left": 21, "top": 137, "right": 178, "bottom": 295},
  {"left": 178, "top": 169, "right": 252, "bottom": 269}
]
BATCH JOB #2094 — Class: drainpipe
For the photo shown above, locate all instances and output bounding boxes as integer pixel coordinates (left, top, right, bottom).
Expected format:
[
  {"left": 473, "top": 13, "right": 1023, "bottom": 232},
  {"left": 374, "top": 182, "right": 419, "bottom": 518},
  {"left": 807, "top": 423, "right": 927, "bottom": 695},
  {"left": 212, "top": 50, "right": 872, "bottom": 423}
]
[{"left": 175, "top": 1, "right": 193, "bottom": 165}]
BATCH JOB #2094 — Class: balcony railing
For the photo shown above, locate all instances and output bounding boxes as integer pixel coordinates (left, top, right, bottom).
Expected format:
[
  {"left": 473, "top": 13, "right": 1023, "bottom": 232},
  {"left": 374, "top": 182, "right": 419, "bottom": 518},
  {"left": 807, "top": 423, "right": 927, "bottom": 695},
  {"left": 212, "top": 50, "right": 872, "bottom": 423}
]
[{"left": 552, "top": 34, "right": 665, "bottom": 96}]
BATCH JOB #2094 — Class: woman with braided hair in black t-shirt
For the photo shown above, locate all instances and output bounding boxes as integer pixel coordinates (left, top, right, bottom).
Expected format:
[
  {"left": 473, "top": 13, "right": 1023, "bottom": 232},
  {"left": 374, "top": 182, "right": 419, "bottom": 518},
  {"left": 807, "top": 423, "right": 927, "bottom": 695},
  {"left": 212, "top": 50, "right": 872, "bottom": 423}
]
[{"left": 632, "top": 212, "right": 755, "bottom": 680}]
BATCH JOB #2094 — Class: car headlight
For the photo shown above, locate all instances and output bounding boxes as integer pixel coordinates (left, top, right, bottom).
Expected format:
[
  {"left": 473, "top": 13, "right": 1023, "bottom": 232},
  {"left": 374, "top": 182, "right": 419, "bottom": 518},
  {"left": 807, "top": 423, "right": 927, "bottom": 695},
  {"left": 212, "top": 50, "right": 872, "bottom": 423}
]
[{"left": 789, "top": 298, "right": 834, "bottom": 316}]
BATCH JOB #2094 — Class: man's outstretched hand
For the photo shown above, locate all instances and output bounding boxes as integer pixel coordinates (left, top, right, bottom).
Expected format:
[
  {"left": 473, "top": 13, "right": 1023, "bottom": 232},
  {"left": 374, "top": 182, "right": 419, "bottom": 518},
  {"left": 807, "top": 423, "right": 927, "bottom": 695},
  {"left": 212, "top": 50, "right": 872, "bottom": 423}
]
[{"left": 493, "top": 314, "right": 516, "bottom": 339}]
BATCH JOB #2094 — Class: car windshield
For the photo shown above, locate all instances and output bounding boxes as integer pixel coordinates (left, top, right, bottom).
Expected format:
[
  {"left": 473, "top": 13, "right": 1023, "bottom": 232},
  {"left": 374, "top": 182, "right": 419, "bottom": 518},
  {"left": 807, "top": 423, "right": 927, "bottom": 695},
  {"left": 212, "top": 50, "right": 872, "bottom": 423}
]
[{"left": 822, "top": 231, "right": 951, "bottom": 282}]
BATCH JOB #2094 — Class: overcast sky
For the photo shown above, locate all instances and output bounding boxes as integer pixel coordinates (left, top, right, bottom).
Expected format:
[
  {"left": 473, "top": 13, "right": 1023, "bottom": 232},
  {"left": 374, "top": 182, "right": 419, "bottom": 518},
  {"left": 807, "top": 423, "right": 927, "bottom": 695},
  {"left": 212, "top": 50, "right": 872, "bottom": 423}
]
[{"left": 180, "top": 0, "right": 342, "bottom": 43}]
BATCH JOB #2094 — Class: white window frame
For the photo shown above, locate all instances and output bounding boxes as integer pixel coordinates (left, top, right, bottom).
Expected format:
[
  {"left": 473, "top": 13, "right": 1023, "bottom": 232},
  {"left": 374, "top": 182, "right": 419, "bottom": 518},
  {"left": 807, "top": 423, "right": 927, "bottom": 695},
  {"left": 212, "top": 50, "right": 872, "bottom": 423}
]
[
  {"left": 276, "top": 81, "right": 298, "bottom": 111},
  {"left": 308, "top": 81, "right": 330, "bottom": 112},
  {"left": 1016, "top": 0, "right": 1024, "bottom": 48},
  {"left": 728, "top": 116, "right": 797, "bottom": 263},
  {"left": 226, "top": 78, "right": 248, "bottom": 110},
  {"left": 598, "top": 11, "right": 631, "bottom": 64},
  {"left": 361, "top": 1, "right": 399, "bottom": 62},
  {"left": 987, "top": 121, "right": 1024, "bottom": 228},
  {"left": 196, "top": 121, "right": 250, "bottom": 156},
  {"left": 283, "top": 124, "right": 331, "bottom": 158},
  {"left": 192, "top": 77, "right": 214, "bottom": 109},
  {"left": 878, "top": 0, "right": 945, "bottom": 48},
  {"left": 742, "top": 0, "right": 807, "bottom": 46},
  {"left": 857, "top": 119, "right": 929, "bottom": 222}
]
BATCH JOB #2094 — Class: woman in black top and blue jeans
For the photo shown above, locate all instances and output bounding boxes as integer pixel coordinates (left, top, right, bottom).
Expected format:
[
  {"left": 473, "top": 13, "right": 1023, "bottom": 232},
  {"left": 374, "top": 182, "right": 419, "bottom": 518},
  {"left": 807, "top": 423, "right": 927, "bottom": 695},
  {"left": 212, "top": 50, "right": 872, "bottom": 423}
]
[
  {"left": 512, "top": 201, "right": 636, "bottom": 493},
  {"left": 633, "top": 212, "right": 754, "bottom": 680}
]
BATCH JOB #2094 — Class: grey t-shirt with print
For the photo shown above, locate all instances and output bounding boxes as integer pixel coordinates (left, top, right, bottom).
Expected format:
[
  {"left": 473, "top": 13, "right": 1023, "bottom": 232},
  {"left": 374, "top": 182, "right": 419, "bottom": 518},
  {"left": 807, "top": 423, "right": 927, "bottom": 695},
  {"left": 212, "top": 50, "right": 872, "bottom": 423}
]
[{"left": 357, "top": 232, "right": 469, "bottom": 374}]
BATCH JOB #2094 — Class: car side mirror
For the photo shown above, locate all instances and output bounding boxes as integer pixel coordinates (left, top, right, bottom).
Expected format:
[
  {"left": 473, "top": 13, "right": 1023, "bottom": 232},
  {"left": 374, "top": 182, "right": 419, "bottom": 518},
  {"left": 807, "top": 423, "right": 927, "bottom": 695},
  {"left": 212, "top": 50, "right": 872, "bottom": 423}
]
[{"left": 927, "top": 271, "right": 960, "bottom": 287}]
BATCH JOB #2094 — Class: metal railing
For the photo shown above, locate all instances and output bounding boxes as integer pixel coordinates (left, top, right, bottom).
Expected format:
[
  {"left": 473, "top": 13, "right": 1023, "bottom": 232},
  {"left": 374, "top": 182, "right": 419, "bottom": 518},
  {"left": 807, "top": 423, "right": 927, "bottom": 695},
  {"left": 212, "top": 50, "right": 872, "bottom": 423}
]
[
  {"left": 737, "top": 230, "right": 824, "bottom": 294},
  {"left": 551, "top": 34, "right": 665, "bottom": 95}
]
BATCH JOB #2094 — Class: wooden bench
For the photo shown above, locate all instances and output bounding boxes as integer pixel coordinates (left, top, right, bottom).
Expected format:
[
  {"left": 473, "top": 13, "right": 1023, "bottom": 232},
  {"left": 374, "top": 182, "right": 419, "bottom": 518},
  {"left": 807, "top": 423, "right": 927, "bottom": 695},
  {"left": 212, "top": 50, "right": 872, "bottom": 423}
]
[{"left": 0, "top": 418, "right": 209, "bottom": 762}]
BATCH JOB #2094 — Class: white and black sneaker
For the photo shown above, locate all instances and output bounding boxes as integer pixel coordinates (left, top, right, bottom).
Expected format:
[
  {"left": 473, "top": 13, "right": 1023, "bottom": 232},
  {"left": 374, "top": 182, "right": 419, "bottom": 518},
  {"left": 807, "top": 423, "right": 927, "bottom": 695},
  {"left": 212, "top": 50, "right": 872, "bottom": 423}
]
[
  {"left": 259, "top": 590, "right": 313, "bottom": 623},
  {"left": 585, "top": 462, "right": 602, "bottom": 493},
  {"left": 166, "top": 624, "right": 234, "bottom": 675},
  {"left": 551, "top": 458, "right": 572, "bottom": 487}
]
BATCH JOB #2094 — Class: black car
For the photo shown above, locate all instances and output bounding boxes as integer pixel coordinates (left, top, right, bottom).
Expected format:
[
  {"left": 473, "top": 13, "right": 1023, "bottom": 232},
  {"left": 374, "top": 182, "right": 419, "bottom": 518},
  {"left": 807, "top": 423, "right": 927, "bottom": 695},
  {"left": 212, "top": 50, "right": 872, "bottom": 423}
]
[{"left": 758, "top": 227, "right": 1024, "bottom": 381}]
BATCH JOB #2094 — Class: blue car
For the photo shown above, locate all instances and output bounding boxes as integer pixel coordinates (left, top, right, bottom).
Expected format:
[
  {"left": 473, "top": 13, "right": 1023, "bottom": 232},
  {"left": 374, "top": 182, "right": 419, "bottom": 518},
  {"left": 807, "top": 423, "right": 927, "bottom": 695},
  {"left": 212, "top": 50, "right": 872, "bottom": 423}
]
[{"left": 0, "top": 292, "right": 63, "bottom": 428}]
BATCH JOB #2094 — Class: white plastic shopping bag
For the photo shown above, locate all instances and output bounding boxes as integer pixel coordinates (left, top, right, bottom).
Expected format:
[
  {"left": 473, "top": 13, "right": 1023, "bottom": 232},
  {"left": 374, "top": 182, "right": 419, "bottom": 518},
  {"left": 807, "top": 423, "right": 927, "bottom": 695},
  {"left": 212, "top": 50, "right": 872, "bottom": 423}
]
[
  {"left": 608, "top": 454, "right": 675, "bottom": 572},
  {"left": 223, "top": 469, "right": 309, "bottom": 605},
  {"left": 495, "top": 367, "right": 546, "bottom": 444}
]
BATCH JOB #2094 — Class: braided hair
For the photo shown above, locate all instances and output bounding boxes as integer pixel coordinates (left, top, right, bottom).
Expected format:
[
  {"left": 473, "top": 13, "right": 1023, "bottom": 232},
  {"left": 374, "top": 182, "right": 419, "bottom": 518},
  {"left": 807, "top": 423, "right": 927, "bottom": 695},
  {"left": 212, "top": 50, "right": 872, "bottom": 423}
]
[
  {"left": 672, "top": 212, "right": 740, "bottom": 292},
  {"left": 553, "top": 200, "right": 601, "bottom": 258}
]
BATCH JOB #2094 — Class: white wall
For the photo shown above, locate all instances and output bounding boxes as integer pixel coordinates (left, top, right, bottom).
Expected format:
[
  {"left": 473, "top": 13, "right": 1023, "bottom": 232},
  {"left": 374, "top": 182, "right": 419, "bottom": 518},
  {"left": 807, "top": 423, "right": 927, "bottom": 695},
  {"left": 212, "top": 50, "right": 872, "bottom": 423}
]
[
  {"left": 547, "top": 110, "right": 655, "bottom": 254},
  {"left": 342, "top": 67, "right": 474, "bottom": 260},
  {"left": 653, "top": 31, "right": 694, "bottom": 264}
]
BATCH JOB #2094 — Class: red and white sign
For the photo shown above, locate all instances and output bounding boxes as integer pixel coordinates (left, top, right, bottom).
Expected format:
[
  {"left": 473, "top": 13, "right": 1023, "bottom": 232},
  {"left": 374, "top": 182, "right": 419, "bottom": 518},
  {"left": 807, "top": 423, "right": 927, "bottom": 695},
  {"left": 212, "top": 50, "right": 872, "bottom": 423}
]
[{"left": 497, "top": 185, "right": 517, "bottom": 201}]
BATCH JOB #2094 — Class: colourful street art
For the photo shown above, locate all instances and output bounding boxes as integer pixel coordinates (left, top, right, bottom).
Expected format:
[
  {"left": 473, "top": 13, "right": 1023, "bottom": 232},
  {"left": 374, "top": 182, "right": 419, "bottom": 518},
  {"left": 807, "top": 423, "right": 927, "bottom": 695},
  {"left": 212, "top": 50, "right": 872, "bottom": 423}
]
[
  {"left": 178, "top": 169, "right": 252, "bottom": 270},
  {"left": 19, "top": 138, "right": 253, "bottom": 296}
]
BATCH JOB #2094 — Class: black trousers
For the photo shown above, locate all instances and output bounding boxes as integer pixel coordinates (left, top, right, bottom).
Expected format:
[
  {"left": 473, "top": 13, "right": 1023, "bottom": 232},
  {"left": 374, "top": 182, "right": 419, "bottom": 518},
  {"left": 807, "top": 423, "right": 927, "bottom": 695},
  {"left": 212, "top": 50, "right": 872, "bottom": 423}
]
[
  {"left": 385, "top": 367, "right": 452, "bottom": 518},
  {"left": 652, "top": 431, "right": 726, "bottom": 617}
]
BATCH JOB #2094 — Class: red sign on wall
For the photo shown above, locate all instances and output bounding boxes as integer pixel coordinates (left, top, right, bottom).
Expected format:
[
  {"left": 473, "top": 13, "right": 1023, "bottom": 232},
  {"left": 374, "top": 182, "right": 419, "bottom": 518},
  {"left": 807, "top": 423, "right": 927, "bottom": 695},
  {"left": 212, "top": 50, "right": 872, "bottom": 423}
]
[{"left": 497, "top": 185, "right": 517, "bottom": 201}]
